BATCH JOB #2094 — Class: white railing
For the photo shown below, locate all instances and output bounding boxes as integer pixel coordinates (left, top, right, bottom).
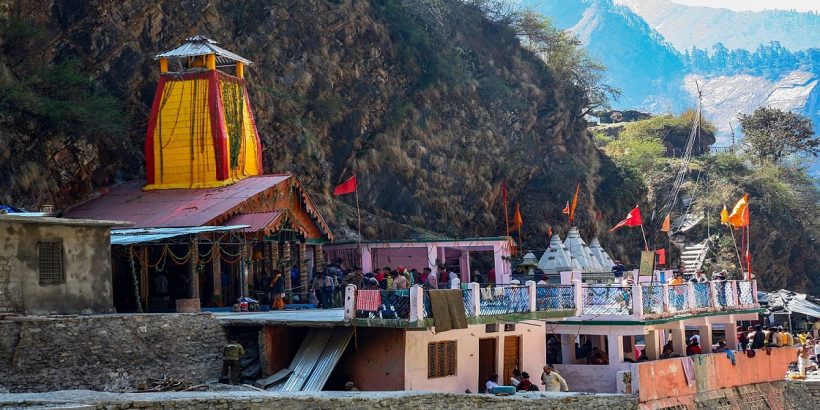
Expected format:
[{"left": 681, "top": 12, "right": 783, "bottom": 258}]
[{"left": 343, "top": 280, "right": 759, "bottom": 322}]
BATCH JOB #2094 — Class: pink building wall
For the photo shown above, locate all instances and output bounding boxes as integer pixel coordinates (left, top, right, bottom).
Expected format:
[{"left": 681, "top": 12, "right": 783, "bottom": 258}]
[{"left": 635, "top": 347, "right": 796, "bottom": 403}]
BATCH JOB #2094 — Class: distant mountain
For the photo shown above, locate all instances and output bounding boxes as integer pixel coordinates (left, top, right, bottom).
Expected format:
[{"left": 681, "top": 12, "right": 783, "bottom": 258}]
[
  {"left": 528, "top": 0, "right": 819, "bottom": 153},
  {"left": 615, "top": 0, "right": 820, "bottom": 52},
  {"left": 530, "top": 0, "right": 686, "bottom": 111}
]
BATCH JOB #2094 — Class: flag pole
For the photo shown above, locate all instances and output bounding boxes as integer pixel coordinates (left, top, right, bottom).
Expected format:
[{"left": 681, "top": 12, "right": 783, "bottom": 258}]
[
  {"left": 728, "top": 226, "right": 743, "bottom": 275},
  {"left": 639, "top": 224, "right": 649, "bottom": 251},
  {"left": 504, "top": 186, "right": 510, "bottom": 238},
  {"left": 354, "top": 175, "right": 362, "bottom": 249}
]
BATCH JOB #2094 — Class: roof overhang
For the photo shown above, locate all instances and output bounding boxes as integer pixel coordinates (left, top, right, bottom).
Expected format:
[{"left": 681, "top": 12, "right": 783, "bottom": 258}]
[{"left": 110, "top": 225, "right": 249, "bottom": 245}]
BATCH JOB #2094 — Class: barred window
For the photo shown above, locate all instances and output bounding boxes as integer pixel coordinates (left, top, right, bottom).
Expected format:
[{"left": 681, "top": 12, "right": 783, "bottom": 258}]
[
  {"left": 428, "top": 341, "right": 456, "bottom": 378},
  {"left": 37, "top": 241, "right": 65, "bottom": 285}
]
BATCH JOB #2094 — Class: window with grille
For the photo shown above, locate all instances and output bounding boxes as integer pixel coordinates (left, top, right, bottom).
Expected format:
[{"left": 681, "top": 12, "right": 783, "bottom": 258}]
[
  {"left": 37, "top": 241, "right": 65, "bottom": 285},
  {"left": 427, "top": 341, "right": 457, "bottom": 378}
]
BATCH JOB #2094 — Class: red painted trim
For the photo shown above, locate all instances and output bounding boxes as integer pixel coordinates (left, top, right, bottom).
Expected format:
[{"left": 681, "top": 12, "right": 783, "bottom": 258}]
[
  {"left": 243, "top": 86, "right": 264, "bottom": 173},
  {"left": 144, "top": 76, "right": 168, "bottom": 185},
  {"left": 208, "top": 70, "right": 230, "bottom": 181}
]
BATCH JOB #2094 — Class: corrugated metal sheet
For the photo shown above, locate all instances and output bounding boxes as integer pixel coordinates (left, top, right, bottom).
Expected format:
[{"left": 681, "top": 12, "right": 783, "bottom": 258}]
[
  {"left": 63, "top": 175, "right": 290, "bottom": 229},
  {"left": 224, "top": 211, "right": 283, "bottom": 234},
  {"left": 302, "top": 327, "right": 354, "bottom": 392},
  {"left": 110, "top": 225, "right": 249, "bottom": 245},
  {"left": 155, "top": 35, "right": 253, "bottom": 65},
  {"left": 281, "top": 328, "right": 333, "bottom": 391}
]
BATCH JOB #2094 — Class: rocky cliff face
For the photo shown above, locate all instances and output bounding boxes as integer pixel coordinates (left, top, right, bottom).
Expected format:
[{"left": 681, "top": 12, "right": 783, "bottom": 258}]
[{"left": 0, "top": 0, "right": 637, "bottom": 248}]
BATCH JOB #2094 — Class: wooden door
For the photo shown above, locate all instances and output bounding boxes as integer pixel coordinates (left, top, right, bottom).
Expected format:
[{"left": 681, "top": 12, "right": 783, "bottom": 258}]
[
  {"left": 503, "top": 335, "right": 520, "bottom": 386},
  {"left": 478, "top": 338, "right": 497, "bottom": 392}
]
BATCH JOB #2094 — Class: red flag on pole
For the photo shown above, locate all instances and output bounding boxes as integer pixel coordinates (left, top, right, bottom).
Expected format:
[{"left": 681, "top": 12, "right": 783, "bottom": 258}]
[
  {"left": 655, "top": 248, "right": 666, "bottom": 265},
  {"left": 608, "top": 205, "right": 642, "bottom": 232},
  {"left": 562, "top": 201, "right": 570, "bottom": 215},
  {"left": 333, "top": 175, "right": 357, "bottom": 196},
  {"left": 501, "top": 182, "right": 508, "bottom": 204}
]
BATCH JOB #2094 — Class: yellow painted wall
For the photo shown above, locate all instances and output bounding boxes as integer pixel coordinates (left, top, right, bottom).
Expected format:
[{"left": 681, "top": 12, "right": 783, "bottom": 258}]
[{"left": 146, "top": 77, "right": 223, "bottom": 189}]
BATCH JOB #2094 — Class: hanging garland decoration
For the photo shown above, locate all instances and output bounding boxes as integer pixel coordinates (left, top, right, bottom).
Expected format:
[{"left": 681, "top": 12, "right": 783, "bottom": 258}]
[
  {"left": 129, "top": 246, "right": 144, "bottom": 313},
  {"left": 221, "top": 80, "right": 245, "bottom": 169}
]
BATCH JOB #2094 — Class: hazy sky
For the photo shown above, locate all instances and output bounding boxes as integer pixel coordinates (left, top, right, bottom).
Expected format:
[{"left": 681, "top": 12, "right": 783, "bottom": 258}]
[{"left": 670, "top": 0, "right": 820, "bottom": 12}]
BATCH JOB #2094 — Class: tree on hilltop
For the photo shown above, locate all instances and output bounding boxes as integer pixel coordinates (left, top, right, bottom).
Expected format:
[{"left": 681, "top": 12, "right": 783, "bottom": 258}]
[{"left": 738, "top": 107, "right": 818, "bottom": 165}]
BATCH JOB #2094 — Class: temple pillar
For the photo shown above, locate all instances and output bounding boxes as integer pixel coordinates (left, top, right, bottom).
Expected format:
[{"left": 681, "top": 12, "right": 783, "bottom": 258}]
[
  {"left": 212, "top": 244, "right": 222, "bottom": 301},
  {"left": 299, "top": 242, "right": 308, "bottom": 300},
  {"left": 190, "top": 238, "right": 200, "bottom": 299},
  {"left": 608, "top": 335, "right": 624, "bottom": 364},
  {"left": 724, "top": 322, "right": 738, "bottom": 350},
  {"left": 645, "top": 330, "right": 660, "bottom": 360},
  {"left": 315, "top": 244, "right": 325, "bottom": 271},
  {"left": 561, "top": 334, "right": 577, "bottom": 364},
  {"left": 671, "top": 328, "right": 687, "bottom": 356},
  {"left": 698, "top": 325, "right": 713, "bottom": 353}
]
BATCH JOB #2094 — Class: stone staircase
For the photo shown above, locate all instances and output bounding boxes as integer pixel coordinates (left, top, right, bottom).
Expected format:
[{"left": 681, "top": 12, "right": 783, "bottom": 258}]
[{"left": 680, "top": 239, "right": 710, "bottom": 275}]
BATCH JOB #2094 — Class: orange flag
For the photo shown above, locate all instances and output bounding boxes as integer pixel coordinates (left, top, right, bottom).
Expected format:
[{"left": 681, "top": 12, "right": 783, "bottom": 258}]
[
  {"left": 511, "top": 203, "right": 523, "bottom": 231},
  {"left": 720, "top": 205, "right": 729, "bottom": 225},
  {"left": 727, "top": 194, "right": 749, "bottom": 228},
  {"left": 569, "top": 183, "right": 580, "bottom": 223},
  {"left": 562, "top": 201, "right": 570, "bottom": 215},
  {"left": 660, "top": 213, "right": 671, "bottom": 232}
]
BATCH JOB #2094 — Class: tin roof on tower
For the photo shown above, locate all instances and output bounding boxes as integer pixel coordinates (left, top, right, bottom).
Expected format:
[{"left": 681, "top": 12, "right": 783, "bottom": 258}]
[{"left": 155, "top": 35, "right": 253, "bottom": 65}]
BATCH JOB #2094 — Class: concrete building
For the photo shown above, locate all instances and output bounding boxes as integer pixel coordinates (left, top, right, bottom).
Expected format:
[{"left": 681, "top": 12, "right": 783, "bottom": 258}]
[
  {"left": 324, "top": 238, "right": 513, "bottom": 284},
  {"left": 0, "top": 215, "right": 130, "bottom": 314}
]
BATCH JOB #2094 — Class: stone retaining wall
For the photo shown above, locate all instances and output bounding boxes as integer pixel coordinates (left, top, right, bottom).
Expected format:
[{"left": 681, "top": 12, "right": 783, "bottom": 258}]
[
  {"left": 0, "top": 391, "right": 638, "bottom": 409},
  {"left": 0, "top": 313, "right": 226, "bottom": 392}
]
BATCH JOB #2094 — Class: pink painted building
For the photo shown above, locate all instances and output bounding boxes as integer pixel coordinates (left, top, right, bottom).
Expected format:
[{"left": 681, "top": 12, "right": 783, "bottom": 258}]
[{"left": 324, "top": 237, "right": 514, "bottom": 284}]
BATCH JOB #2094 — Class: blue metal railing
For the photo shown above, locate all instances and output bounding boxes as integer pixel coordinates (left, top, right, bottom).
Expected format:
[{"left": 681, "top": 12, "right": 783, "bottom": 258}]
[
  {"left": 582, "top": 285, "right": 632, "bottom": 315},
  {"left": 535, "top": 285, "right": 575, "bottom": 311},
  {"left": 478, "top": 285, "right": 530, "bottom": 316},
  {"left": 642, "top": 284, "right": 665, "bottom": 314}
]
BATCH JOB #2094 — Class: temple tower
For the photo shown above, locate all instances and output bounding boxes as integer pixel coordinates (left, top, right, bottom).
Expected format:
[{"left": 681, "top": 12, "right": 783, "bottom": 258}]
[{"left": 144, "top": 35, "right": 263, "bottom": 189}]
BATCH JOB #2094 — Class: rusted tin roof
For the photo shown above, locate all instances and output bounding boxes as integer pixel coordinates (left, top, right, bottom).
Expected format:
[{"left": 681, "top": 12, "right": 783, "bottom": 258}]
[
  {"left": 224, "top": 211, "right": 284, "bottom": 234},
  {"left": 64, "top": 175, "right": 290, "bottom": 229}
]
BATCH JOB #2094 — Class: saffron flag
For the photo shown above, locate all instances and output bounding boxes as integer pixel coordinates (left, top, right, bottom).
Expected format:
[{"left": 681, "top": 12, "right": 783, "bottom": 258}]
[
  {"left": 562, "top": 201, "right": 570, "bottom": 215},
  {"left": 727, "top": 194, "right": 749, "bottom": 228},
  {"left": 512, "top": 203, "right": 523, "bottom": 231},
  {"left": 609, "top": 205, "right": 642, "bottom": 232},
  {"left": 569, "top": 183, "right": 580, "bottom": 223},
  {"left": 333, "top": 175, "right": 357, "bottom": 196},
  {"left": 547, "top": 225, "right": 553, "bottom": 238},
  {"left": 655, "top": 248, "right": 666, "bottom": 265},
  {"left": 660, "top": 213, "right": 671, "bottom": 232},
  {"left": 720, "top": 205, "right": 729, "bottom": 225}
]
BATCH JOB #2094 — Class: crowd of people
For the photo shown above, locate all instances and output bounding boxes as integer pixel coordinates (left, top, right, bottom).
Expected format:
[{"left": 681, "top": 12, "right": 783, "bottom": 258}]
[
  {"left": 249, "top": 262, "right": 500, "bottom": 310},
  {"left": 484, "top": 365, "right": 569, "bottom": 394}
]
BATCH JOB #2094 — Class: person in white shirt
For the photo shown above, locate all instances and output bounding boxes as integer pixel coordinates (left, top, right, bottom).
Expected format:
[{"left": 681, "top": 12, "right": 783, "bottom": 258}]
[
  {"left": 485, "top": 374, "right": 499, "bottom": 394},
  {"left": 541, "top": 365, "right": 569, "bottom": 392}
]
